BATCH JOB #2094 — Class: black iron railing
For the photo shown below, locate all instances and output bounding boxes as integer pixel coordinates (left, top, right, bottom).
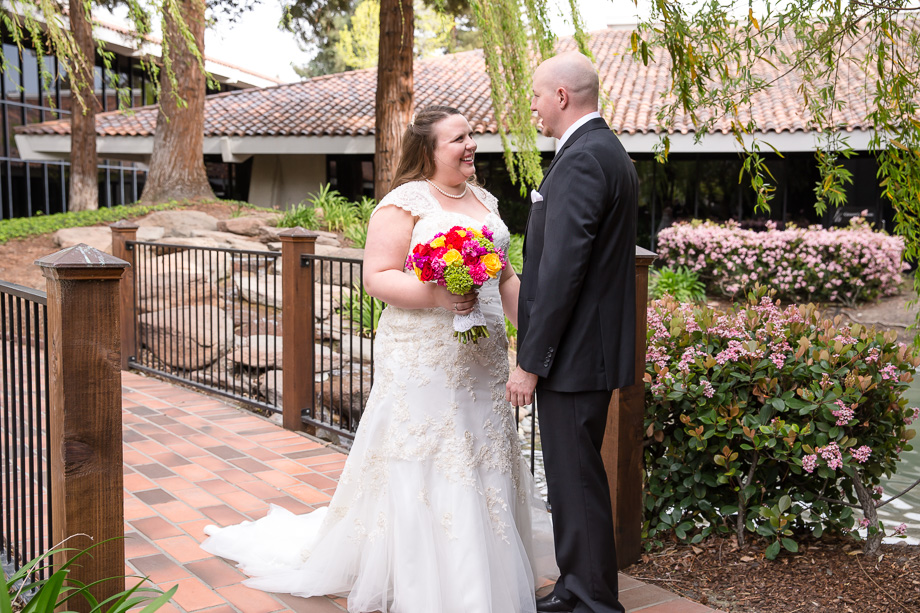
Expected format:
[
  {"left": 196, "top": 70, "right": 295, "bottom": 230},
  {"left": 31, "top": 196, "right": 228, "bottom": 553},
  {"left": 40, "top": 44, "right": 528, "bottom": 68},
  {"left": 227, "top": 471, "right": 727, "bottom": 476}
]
[
  {"left": 124, "top": 238, "right": 540, "bottom": 471},
  {"left": 0, "top": 281, "right": 51, "bottom": 578},
  {"left": 129, "top": 240, "right": 283, "bottom": 413},
  {"left": 304, "top": 253, "right": 376, "bottom": 440}
]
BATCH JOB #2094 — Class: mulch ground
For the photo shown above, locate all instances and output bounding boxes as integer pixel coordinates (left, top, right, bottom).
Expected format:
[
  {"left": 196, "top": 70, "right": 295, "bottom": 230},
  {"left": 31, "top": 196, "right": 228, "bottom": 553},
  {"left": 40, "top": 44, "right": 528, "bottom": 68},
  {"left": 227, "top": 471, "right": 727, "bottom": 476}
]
[{"left": 623, "top": 536, "right": 920, "bottom": 612}]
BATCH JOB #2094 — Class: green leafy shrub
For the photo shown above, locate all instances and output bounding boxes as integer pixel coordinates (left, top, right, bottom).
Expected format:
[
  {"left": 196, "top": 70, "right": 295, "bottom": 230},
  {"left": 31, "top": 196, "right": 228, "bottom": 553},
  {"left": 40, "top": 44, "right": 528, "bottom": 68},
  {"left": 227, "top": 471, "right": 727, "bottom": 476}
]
[
  {"left": 649, "top": 265, "right": 706, "bottom": 302},
  {"left": 504, "top": 234, "right": 524, "bottom": 342},
  {"left": 0, "top": 201, "right": 187, "bottom": 244},
  {"left": 277, "top": 203, "right": 320, "bottom": 230},
  {"left": 644, "top": 288, "right": 919, "bottom": 557},
  {"left": 305, "top": 185, "right": 352, "bottom": 232},
  {"left": 340, "top": 284, "right": 385, "bottom": 337},
  {"left": 354, "top": 196, "right": 377, "bottom": 225},
  {"left": 507, "top": 233, "right": 524, "bottom": 273},
  {"left": 343, "top": 197, "right": 375, "bottom": 247},
  {"left": 344, "top": 224, "right": 369, "bottom": 248},
  {"left": 3, "top": 538, "right": 176, "bottom": 612}
]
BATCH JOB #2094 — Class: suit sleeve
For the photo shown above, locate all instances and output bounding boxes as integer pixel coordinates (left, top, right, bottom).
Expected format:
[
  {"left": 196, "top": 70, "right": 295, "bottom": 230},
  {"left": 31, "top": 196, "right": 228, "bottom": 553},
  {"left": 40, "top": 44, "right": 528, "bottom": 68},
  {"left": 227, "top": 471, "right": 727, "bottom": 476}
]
[{"left": 518, "top": 149, "right": 607, "bottom": 377}]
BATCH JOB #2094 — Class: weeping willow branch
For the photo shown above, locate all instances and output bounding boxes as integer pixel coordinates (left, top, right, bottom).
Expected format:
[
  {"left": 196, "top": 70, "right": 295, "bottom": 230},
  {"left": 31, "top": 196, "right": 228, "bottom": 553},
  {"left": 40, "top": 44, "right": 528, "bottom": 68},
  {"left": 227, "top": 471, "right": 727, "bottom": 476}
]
[
  {"left": 471, "top": 0, "right": 589, "bottom": 193},
  {"left": 0, "top": 0, "right": 211, "bottom": 119},
  {"left": 630, "top": 1, "right": 920, "bottom": 339}
]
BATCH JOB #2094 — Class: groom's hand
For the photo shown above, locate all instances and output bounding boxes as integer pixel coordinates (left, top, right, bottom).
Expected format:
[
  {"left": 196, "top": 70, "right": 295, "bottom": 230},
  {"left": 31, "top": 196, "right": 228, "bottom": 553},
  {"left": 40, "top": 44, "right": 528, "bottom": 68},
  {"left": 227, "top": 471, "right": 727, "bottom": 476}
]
[{"left": 506, "top": 366, "right": 538, "bottom": 407}]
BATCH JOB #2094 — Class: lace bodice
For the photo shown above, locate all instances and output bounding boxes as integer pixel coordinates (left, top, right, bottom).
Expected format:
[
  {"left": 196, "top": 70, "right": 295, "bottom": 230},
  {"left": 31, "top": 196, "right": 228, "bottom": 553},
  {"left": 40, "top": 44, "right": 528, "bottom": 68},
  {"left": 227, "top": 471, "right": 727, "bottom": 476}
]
[{"left": 373, "top": 181, "right": 511, "bottom": 258}]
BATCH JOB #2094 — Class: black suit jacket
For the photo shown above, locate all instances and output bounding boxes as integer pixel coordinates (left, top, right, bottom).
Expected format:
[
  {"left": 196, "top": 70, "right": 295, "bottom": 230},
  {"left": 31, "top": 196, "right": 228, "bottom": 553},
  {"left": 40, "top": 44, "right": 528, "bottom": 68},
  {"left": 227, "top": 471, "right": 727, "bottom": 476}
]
[{"left": 517, "top": 118, "right": 638, "bottom": 392}]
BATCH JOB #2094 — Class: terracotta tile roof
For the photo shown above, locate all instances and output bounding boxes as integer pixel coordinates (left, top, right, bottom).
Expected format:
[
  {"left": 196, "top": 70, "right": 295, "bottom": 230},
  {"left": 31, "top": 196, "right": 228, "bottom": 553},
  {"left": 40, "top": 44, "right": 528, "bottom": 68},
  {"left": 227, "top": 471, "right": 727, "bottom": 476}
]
[{"left": 16, "top": 26, "right": 881, "bottom": 138}]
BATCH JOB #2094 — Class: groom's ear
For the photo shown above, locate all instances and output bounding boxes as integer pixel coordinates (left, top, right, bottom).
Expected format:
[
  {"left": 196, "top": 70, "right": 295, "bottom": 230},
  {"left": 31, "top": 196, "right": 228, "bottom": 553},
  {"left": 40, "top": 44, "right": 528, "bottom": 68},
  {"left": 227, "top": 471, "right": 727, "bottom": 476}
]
[{"left": 556, "top": 87, "right": 569, "bottom": 109}]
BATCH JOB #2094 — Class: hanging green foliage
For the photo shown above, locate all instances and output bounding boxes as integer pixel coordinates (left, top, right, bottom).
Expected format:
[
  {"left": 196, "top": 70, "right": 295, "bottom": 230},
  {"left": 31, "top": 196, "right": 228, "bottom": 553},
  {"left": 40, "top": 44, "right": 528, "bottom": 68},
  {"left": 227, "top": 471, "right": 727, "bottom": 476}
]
[
  {"left": 628, "top": 1, "right": 920, "bottom": 339},
  {"left": 0, "top": 0, "right": 211, "bottom": 115},
  {"left": 470, "top": 0, "right": 590, "bottom": 194}
]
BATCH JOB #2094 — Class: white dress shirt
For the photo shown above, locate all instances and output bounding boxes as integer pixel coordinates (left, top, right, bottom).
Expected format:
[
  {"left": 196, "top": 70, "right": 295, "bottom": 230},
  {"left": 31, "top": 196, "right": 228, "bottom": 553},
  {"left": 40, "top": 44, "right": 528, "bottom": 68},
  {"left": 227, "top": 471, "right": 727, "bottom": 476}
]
[{"left": 556, "top": 111, "right": 602, "bottom": 149}]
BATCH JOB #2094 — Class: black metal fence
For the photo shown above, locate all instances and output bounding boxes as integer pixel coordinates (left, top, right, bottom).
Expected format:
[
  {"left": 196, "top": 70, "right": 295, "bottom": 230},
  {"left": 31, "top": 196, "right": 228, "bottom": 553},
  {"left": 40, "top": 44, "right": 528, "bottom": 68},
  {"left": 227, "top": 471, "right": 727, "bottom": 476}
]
[
  {"left": 125, "top": 239, "right": 540, "bottom": 470},
  {"left": 0, "top": 281, "right": 51, "bottom": 577},
  {"left": 129, "top": 240, "right": 283, "bottom": 413},
  {"left": 305, "top": 253, "right": 376, "bottom": 440}
]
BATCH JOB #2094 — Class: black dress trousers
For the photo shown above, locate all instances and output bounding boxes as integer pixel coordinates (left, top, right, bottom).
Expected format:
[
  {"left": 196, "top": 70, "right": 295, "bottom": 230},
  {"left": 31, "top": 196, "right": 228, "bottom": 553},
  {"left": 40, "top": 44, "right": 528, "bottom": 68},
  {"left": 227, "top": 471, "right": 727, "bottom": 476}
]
[{"left": 537, "top": 384, "right": 625, "bottom": 613}]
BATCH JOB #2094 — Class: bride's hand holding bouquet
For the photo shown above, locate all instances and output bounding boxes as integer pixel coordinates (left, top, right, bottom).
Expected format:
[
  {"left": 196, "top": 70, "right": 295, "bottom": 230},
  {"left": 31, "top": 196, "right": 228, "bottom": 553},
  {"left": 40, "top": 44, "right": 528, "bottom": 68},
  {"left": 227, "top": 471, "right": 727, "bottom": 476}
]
[{"left": 406, "top": 225, "right": 507, "bottom": 343}]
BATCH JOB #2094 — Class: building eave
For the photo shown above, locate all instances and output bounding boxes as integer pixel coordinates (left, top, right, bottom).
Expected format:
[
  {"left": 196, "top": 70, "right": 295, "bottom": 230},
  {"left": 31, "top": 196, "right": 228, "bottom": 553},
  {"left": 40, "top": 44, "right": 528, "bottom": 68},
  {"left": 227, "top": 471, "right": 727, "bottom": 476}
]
[{"left": 14, "top": 128, "right": 879, "bottom": 165}]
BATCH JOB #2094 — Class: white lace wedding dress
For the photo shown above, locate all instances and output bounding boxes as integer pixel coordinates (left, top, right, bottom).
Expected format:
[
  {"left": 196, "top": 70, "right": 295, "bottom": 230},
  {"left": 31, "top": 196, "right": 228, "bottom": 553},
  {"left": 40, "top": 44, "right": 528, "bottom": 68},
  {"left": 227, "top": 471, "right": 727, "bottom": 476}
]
[{"left": 201, "top": 181, "right": 558, "bottom": 613}]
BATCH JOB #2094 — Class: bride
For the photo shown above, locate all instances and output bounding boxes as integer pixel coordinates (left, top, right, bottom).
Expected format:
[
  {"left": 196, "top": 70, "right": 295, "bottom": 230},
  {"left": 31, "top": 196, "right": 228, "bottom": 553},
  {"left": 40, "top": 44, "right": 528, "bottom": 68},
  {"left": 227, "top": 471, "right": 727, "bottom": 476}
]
[{"left": 201, "top": 105, "right": 557, "bottom": 612}]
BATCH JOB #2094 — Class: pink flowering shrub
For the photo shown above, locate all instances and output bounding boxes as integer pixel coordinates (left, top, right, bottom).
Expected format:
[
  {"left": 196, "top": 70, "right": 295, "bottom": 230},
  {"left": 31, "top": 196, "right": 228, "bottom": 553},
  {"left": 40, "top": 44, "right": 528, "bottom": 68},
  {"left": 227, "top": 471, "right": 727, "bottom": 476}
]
[
  {"left": 656, "top": 217, "right": 906, "bottom": 305},
  {"left": 644, "top": 288, "right": 919, "bottom": 558}
]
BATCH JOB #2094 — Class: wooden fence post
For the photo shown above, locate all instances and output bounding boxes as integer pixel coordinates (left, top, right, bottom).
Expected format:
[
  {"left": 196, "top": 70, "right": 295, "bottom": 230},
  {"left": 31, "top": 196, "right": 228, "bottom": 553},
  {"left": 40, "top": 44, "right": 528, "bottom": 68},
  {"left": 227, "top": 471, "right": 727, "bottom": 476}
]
[
  {"left": 110, "top": 221, "right": 138, "bottom": 370},
  {"left": 602, "top": 246, "right": 656, "bottom": 569},
  {"left": 279, "top": 228, "right": 318, "bottom": 432},
  {"left": 35, "top": 244, "right": 128, "bottom": 612}
]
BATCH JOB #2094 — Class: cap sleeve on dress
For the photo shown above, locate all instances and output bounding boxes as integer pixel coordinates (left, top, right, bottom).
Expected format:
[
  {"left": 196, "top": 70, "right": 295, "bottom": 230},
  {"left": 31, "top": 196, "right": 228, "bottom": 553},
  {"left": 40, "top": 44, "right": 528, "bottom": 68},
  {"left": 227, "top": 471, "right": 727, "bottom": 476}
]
[{"left": 371, "top": 182, "right": 435, "bottom": 219}]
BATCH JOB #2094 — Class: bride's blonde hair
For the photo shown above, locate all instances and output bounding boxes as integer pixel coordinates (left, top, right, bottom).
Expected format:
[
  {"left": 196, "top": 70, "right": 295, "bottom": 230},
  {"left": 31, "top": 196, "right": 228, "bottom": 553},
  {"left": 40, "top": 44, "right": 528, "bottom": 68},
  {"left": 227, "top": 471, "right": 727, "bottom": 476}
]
[{"left": 389, "top": 105, "right": 477, "bottom": 191}]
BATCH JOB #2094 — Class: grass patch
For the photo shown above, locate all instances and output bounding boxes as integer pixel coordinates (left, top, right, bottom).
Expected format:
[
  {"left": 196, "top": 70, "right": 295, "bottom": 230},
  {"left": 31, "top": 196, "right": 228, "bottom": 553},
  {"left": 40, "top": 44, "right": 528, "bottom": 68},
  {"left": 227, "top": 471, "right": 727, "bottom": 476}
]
[{"left": 0, "top": 199, "right": 259, "bottom": 245}]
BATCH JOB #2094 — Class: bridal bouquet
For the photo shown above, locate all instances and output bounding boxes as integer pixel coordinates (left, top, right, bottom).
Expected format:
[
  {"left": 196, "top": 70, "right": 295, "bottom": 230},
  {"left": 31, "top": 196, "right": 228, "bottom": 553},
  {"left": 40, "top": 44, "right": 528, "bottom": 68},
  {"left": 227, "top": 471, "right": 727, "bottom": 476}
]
[{"left": 406, "top": 225, "right": 507, "bottom": 343}]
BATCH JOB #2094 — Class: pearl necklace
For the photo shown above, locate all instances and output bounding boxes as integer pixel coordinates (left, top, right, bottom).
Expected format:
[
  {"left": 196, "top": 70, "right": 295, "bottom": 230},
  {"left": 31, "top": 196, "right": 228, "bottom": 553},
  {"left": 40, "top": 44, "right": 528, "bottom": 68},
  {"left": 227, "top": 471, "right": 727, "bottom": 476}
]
[{"left": 426, "top": 179, "right": 468, "bottom": 199}]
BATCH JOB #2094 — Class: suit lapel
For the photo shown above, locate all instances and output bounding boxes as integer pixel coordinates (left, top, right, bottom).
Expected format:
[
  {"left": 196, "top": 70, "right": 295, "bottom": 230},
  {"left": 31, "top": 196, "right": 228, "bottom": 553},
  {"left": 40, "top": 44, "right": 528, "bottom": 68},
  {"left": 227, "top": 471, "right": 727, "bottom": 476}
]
[
  {"left": 527, "top": 118, "right": 610, "bottom": 248},
  {"left": 537, "top": 118, "right": 609, "bottom": 191}
]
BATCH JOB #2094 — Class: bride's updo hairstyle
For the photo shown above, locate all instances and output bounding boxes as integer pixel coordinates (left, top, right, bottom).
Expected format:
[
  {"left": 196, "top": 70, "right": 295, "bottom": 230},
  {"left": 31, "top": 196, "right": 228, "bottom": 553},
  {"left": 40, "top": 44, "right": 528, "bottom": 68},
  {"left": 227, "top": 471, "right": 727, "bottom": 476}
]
[{"left": 389, "top": 105, "right": 475, "bottom": 191}]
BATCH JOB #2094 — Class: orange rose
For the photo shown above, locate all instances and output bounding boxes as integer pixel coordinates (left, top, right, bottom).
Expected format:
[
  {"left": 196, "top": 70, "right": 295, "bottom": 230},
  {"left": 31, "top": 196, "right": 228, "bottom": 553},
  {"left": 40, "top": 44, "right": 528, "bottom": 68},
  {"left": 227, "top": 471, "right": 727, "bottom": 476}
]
[{"left": 482, "top": 253, "right": 502, "bottom": 275}]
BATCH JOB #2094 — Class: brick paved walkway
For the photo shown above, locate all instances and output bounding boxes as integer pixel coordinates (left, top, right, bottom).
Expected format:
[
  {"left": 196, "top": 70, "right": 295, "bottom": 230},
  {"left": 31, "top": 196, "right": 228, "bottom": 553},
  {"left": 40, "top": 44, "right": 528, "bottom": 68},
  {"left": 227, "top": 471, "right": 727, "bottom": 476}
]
[{"left": 120, "top": 371, "right": 722, "bottom": 613}]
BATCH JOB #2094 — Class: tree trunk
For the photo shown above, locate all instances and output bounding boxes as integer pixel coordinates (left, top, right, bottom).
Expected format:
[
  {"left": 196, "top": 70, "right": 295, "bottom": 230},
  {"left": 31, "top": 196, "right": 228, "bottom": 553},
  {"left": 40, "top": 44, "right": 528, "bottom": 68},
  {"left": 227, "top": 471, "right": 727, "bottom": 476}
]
[
  {"left": 374, "top": 0, "right": 414, "bottom": 200},
  {"left": 140, "top": 0, "right": 214, "bottom": 204},
  {"left": 853, "top": 476, "right": 883, "bottom": 556},
  {"left": 68, "top": 0, "right": 99, "bottom": 212}
]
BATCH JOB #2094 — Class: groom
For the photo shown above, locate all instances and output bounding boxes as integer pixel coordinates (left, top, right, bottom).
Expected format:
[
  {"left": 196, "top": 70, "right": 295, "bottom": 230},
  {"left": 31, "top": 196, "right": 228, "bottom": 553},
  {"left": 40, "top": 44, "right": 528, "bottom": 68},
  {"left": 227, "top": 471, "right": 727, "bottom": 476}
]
[{"left": 507, "top": 51, "right": 638, "bottom": 613}]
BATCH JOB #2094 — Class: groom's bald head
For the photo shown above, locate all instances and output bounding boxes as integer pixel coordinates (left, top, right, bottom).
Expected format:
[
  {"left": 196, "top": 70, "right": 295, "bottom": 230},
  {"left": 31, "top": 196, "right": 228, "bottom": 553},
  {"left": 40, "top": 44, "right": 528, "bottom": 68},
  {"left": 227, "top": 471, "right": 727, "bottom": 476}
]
[{"left": 531, "top": 51, "right": 600, "bottom": 138}]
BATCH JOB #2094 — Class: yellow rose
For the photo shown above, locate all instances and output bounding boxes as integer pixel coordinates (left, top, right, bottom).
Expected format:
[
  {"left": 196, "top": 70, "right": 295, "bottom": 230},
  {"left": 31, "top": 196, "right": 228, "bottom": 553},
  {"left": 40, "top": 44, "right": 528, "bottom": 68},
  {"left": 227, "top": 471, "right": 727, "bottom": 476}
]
[
  {"left": 482, "top": 253, "right": 502, "bottom": 275},
  {"left": 471, "top": 228, "right": 484, "bottom": 238},
  {"left": 456, "top": 229, "right": 467, "bottom": 238},
  {"left": 443, "top": 249, "right": 462, "bottom": 265},
  {"left": 430, "top": 236, "right": 446, "bottom": 248}
]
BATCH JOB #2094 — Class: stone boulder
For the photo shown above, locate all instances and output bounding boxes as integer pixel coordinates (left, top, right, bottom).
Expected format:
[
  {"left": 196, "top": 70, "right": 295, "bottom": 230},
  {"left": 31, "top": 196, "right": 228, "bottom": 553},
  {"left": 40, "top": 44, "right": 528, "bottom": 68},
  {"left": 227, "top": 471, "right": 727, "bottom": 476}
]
[
  {"left": 190, "top": 356, "right": 254, "bottom": 397},
  {"left": 255, "top": 225, "right": 340, "bottom": 246},
  {"left": 233, "top": 273, "right": 282, "bottom": 309},
  {"left": 258, "top": 369, "right": 284, "bottom": 406},
  {"left": 139, "top": 306, "right": 234, "bottom": 371},
  {"left": 313, "top": 230, "right": 342, "bottom": 247},
  {"left": 217, "top": 215, "right": 274, "bottom": 237},
  {"left": 51, "top": 225, "right": 164, "bottom": 254},
  {"left": 135, "top": 251, "right": 231, "bottom": 313},
  {"left": 189, "top": 230, "right": 272, "bottom": 253},
  {"left": 313, "top": 245, "right": 364, "bottom": 287},
  {"left": 230, "top": 275, "right": 350, "bottom": 320},
  {"left": 233, "top": 334, "right": 282, "bottom": 369},
  {"left": 137, "top": 226, "right": 166, "bottom": 242},
  {"left": 339, "top": 333, "right": 375, "bottom": 363},
  {"left": 316, "top": 369, "right": 373, "bottom": 427},
  {"left": 53, "top": 227, "right": 112, "bottom": 253},
  {"left": 138, "top": 210, "right": 220, "bottom": 237},
  {"left": 257, "top": 226, "right": 283, "bottom": 242},
  {"left": 257, "top": 350, "right": 348, "bottom": 406},
  {"left": 315, "top": 349, "right": 346, "bottom": 373}
]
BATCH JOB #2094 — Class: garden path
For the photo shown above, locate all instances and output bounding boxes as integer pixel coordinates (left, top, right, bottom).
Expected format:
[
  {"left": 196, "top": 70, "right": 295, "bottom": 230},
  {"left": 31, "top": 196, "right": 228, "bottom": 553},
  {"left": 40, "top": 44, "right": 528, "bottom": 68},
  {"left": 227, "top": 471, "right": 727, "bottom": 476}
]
[{"left": 118, "top": 371, "right": 724, "bottom": 613}]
